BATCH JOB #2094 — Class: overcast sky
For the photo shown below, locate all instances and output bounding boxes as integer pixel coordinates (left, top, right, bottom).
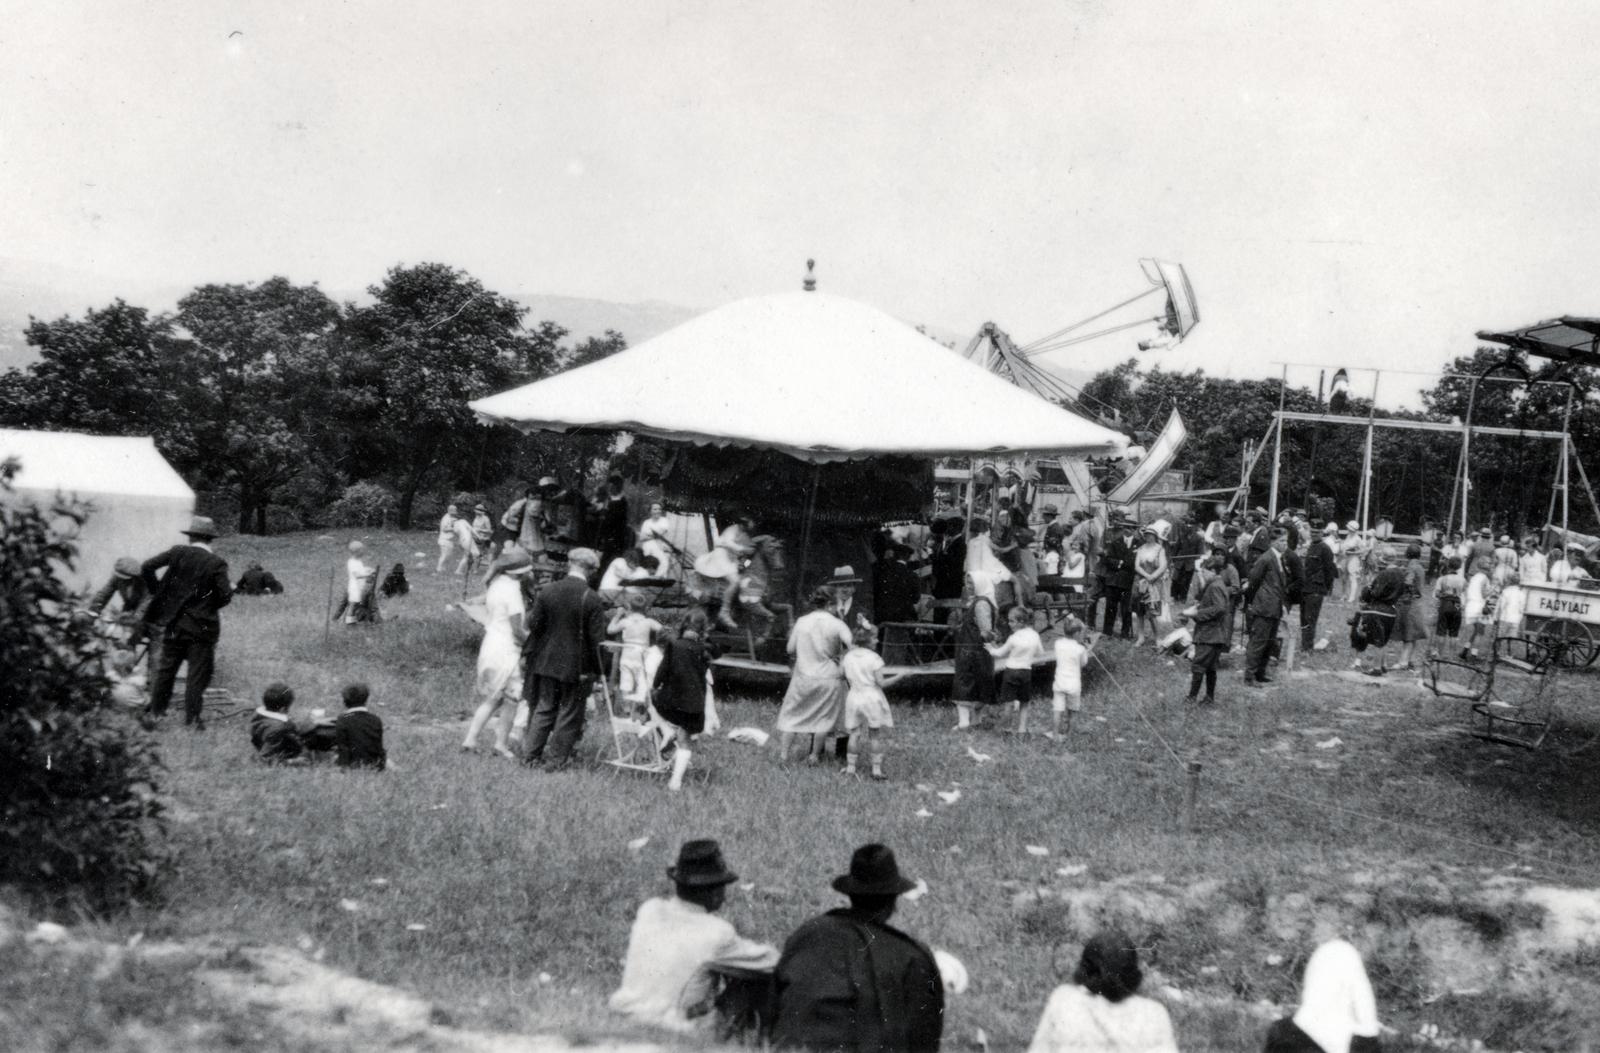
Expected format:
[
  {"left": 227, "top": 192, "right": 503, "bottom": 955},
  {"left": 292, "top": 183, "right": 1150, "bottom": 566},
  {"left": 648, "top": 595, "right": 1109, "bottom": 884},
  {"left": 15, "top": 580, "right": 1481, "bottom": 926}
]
[{"left": 4, "top": 1, "right": 1598, "bottom": 405}]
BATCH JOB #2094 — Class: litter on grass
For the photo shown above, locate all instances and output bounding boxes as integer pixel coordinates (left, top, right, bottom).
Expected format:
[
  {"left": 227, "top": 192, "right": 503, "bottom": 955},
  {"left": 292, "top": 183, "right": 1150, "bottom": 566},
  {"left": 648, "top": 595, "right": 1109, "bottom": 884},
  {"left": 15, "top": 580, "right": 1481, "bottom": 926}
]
[
  {"left": 339, "top": 899, "right": 361, "bottom": 913},
  {"left": 726, "top": 727, "right": 770, "bottom": 746},
  {"left": 915, "top": 808, "right": 934, "bottom": 818},
  {"left": 1315, "top": 736, "right": 1343, "bottom": 749},
  {"left": 405, "top": 923, "right": 427, "bottom": 932},
  {"left": 1056, "top": 864, "right": 1088, "bottom": 877},
  {"left": 937, "top": 789, "right": 962, "bottom": 805},
  {"left": 966, "top": 746, "right": 992, "bottom": 763},
  {"left": 627, "top": 836, "right": 650, "bottom": 852},
  {"left": 903, "top": 878, "right": 930, "bottom": 902},
  {"left": 1025, "top": 845, "right": 1050, "bottom": 857}
]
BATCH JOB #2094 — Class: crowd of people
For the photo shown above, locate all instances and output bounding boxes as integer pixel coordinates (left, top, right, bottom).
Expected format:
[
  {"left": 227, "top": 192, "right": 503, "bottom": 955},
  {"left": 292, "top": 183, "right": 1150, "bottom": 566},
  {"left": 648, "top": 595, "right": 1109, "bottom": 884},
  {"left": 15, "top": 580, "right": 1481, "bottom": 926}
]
[{"left": 609, "top": 836, "right": 1385, "bottom": 1051}]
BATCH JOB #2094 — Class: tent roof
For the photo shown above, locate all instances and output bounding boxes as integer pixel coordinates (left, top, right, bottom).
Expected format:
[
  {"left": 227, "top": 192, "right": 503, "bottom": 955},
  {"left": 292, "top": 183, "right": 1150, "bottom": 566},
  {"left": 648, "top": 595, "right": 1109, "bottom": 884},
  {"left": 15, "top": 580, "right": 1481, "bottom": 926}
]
[
  {"left": 1, "top": 429, "right": 193, "bottom": 501},
  {"left": 471, "top": 291, "right": 1127, "bottom": 463}
]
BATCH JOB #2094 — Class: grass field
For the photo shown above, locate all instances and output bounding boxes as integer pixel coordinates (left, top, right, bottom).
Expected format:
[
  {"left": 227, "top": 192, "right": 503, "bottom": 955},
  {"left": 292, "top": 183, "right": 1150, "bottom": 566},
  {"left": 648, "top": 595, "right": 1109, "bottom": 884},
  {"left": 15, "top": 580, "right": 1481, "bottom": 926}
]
[{"left": 62, "top": 529, "right": 1600, "bottom": 1051}]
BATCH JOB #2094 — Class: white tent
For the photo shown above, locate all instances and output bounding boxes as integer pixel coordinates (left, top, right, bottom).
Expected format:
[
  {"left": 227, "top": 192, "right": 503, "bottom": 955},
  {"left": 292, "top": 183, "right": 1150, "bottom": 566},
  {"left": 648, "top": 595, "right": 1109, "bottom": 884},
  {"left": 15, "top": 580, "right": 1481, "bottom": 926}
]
[
  {"left": 470, "top": 291, "right": 1127, "bottom": 462},
  {"left": 1, "top": 429, "right": 195, "bottom": 591}
]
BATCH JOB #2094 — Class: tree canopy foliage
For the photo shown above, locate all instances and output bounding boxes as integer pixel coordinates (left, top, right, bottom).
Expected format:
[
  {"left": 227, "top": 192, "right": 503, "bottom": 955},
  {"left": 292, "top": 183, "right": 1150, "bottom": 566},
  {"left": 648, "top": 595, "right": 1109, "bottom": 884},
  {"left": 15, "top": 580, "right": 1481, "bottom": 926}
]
[
  {"left": 0, "top": 264, "right": 632, "bottom": 531},
  {"left": 1079, "top": 352, "right": 1599, "bottom": 534}
]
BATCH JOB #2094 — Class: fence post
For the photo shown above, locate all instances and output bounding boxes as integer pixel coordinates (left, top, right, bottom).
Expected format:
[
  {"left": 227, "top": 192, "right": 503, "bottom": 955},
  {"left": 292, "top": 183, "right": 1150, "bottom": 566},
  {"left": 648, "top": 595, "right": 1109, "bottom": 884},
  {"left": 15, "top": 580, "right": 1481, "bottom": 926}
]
[{"left": 1183, "top": 760, "right": 1202, "bottom": 832}]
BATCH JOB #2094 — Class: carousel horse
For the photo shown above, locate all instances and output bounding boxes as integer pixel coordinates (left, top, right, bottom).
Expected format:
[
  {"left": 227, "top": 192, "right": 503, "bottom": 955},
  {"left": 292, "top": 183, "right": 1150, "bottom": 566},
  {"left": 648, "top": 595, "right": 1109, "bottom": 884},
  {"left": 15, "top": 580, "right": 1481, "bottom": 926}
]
[{"left": 691, "top": 534, "right": 783, "bottom": 635}]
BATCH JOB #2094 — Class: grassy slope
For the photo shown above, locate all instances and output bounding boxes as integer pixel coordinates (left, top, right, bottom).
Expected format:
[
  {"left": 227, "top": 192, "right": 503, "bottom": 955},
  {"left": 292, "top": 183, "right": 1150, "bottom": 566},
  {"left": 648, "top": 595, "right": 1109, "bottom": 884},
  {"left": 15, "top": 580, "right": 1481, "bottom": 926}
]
[{"left": 113, "top": 530, "right": 1600, "bottom": 1051}]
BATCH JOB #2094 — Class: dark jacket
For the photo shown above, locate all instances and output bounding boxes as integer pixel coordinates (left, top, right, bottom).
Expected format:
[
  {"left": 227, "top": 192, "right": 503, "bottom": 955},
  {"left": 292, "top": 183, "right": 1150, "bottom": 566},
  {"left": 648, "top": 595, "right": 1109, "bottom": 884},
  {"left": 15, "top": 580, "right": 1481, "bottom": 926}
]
[
  {"left": 1264, "top": 1017, "right": 1381, "bottom": 1052},
  {"left": 1303, "top": 539, "right": 1337, "bottom": 597},
  {"left": 523, "top": 573, "right": 608, "bottom": 683},
  {"left": 1283, "top": 549, "right": 1304, "bottom": 608},
  {"left": 929, "top": 536, "right": 966, "bottom": 601},
  {"left": 235, "top": 567, "right": 284, "bottom": 595},
  {"left": 652, "top": 635, "right": 716, "bottom": 716},
  {"left": 251, "top": 712, "right": 304, "bottom": 764},
  {"left": 1101, "top": 532, "right": 1137, "bottom": 590},
  {"left": 1244, "top": 550, "right": 1286, "bottom": 620},
  {"left": 335, "top": 708, "right": 386, "bottom": 770},
  {"left": 89, "top": 574, "right": 150, "bottom": 619},
  {"left": 142, "top": 544, "right": 232, "bottom": 639},
  {"left": 1191, "top": 576, "right": 1233, "bottom": 646},
  {"left": 873, "top": 559, "right": 921, "bottom": 624},
  {"left": 773, "top": 908, "right": 944, "bottom": 1053}
]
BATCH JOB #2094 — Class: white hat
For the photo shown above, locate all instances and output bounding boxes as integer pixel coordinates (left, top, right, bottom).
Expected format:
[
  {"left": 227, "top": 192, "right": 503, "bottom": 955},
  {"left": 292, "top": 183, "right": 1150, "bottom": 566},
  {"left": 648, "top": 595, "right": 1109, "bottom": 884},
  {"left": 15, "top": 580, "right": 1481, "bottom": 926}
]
[
  {"left": 1345, "top": 520, "right": 1359, "bottom": 532},
  {"left": 933, "top": 948, "right": 969, "bottom": 995}
]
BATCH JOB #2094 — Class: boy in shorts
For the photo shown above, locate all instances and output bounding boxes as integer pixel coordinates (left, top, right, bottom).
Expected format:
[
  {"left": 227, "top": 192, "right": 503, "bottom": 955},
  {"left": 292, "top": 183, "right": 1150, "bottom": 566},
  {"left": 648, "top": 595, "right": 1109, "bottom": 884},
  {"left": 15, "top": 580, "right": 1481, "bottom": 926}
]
[
  {"left": 840, "top": 624, "right": 911, "bottom": 779},
  {"left": 988, "top": 605, "right": 1044, "bottom": 734},
  {"left": 1048, "top": 619, "right": 1088, "bottom": 740}
]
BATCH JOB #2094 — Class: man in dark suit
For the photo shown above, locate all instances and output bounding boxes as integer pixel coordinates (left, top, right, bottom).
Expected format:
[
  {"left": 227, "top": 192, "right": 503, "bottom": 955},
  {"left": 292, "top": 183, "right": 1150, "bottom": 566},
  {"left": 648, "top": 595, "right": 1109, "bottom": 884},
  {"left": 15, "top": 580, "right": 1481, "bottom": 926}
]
[
  {"left": 1242, "top": 527, "right": 1289, "bottom": 685},
  {"left": 1301, "top": 522, "right": 1339, "bottom": 649},
  {"left": 772, "top": 844, "right": 944, "bottom": 1053},
  {"left": 1099, "top": 516, "right": 1137, "bottom": 639},
  {"left": 927, "top": 518, "right": 966, "bottom": 623},
  {"left": 521, "top": 547, "right": 609, "bottom": 771},
  {"left": 873, "top": 543, "right": 921, "bottom": 626},
  {"left": 142, "top": 516, "right": 233, "bottom": 728}
]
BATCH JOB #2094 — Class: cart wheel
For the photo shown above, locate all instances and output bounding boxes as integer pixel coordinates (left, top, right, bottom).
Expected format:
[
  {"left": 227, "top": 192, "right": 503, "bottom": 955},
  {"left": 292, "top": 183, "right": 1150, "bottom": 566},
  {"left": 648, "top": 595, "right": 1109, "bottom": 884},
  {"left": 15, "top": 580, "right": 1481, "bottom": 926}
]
[{"left": 1536, "top": 619, "right": 1597, "bottom": 668}]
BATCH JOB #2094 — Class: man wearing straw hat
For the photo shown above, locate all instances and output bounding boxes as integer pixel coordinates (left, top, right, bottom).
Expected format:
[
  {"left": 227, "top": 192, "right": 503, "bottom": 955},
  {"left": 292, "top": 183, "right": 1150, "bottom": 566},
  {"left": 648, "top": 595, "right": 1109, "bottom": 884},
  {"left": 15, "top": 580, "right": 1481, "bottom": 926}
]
[
  {"left": 141, "top": 515, "right": 233, "bottom": 728},
  {"left": 610, "top": 839, "right": 779, "bottom": 1034},
  {"left": 772, "top": 843, "right": 944, "bottom": 1052}
]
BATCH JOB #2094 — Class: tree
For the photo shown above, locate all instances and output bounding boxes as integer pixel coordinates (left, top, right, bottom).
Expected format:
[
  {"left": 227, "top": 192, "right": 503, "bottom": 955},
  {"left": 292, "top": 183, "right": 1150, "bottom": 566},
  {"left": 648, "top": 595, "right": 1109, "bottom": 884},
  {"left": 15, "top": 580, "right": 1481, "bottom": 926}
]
[
  {"left": 0, "top": 301, "right": 184, "bottom": 446},
  {"left": 167, "top": 278, "right": 342, "bottom": 533},
  {"left": 330, "top": 263, "right": 548, "bottom": 526}
]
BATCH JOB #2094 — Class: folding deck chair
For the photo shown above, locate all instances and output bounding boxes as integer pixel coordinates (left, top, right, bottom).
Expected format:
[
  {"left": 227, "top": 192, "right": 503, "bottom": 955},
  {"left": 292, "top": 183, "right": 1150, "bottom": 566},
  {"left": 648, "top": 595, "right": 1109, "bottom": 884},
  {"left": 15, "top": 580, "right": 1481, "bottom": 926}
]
[
  {"left": 593, "top": 641, "right": 673, "bottom": 776},
  {"left": 1426, "top": 635, "right": 1559, "bottom": 748}
]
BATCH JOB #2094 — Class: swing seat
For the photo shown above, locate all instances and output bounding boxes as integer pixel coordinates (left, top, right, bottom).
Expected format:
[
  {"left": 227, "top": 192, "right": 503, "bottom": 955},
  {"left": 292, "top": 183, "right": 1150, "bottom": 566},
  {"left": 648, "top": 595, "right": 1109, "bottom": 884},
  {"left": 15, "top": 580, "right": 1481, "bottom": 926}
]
[
  {"left": 595, "top": 642, "right": 672, "bottom": 776},
  {"left": 1424, "top": 656, "right": 1489, "bottom": 701},
  {"left": 1470, "top": 637, "right": 1558, "bottom": 749}
]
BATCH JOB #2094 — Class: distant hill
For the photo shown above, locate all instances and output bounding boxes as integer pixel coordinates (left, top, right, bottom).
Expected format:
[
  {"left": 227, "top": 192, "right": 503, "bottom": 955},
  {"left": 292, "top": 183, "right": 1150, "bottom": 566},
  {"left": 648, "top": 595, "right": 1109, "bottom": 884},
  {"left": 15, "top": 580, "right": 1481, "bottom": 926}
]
[{"left": 0, "top": 258, "right": 706, "bottom": 371}]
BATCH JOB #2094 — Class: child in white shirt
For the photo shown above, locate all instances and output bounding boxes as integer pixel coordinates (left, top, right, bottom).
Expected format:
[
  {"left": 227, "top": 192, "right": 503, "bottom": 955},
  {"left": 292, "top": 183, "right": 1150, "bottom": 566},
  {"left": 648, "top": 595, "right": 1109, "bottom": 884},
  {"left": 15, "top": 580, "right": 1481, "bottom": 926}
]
[
  {"left": 608, "top": 592, "right": 663, "bottom": 713},
  {"left": 840, "top": 625, "right": 910, "bottom": 780},
  {"left": 1496, "top": 572, "right": 1526, "bottom": 638},
  {"left": 988, "top": 606, "right": 1044, "bottom": 734},
  {"left": 1049, "top": 619, "right": 1089, "bottom": 741}
]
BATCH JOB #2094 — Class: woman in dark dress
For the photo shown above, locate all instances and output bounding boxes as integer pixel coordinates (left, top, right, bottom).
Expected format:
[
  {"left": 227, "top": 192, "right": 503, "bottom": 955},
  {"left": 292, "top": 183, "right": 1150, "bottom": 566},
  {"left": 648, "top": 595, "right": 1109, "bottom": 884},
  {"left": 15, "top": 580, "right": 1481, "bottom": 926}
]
[
  {"left": 951, "top": 589, "right": 998, "bottom": 730},
  {"left": 1263, "top": 938, "right": 1382, "bottom": 1052},
  {"left": 1354, "top": 555, "right": 1408, "bottom": 676},
  {"left": 652, "top": 608, "right": 718, "bottom": 792}
]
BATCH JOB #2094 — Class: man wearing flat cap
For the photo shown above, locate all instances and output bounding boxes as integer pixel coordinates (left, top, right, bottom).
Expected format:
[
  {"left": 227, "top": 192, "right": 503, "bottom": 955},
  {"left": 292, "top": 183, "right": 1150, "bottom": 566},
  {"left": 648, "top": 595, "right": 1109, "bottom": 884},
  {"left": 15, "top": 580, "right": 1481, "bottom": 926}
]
[
  {"left": 141, "top": 516, "right": 233, "bottom": 727},
  {"left": 773, "top": 843, "right": 944, "bottom": 1052},
  {"left": 611, "top": 839, "right": 778, "bottom": 1034},
  {"left": 520, "top": 546, "right": 608, "bottom": 770}
]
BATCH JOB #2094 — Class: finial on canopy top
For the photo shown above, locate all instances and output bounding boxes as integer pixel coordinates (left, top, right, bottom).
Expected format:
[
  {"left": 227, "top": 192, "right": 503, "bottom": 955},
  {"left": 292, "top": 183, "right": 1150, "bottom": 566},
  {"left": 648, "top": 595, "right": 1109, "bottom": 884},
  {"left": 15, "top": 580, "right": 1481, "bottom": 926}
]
[{"left": 803, "top": 259, "right": 816, "bottom": 292}]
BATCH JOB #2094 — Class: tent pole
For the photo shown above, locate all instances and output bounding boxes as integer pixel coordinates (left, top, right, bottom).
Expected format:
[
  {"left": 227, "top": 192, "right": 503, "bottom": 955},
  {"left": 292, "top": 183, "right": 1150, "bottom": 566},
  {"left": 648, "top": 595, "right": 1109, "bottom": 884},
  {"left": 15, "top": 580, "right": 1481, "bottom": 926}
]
[
  {"left": 1268, "top": 365, "right": 1287, "bottom": 518},
  {"left": 1559, "top": 387, "right": 1574, "bottom": 535},
  {"left": 1228, "top": 420, "right": 1279, "bottom": 514},
  {"left": 1454, "top": 375, "right": 1480, "bottom": 535},
  {"left": 796, "top": 464, "right": 821, "bottom": 600},
  {"left": 963, "top": 463, "right": 975, "bottom": 541},
  {"left": 1359, "top": 372, "right": 1380, "bottom": 530}
]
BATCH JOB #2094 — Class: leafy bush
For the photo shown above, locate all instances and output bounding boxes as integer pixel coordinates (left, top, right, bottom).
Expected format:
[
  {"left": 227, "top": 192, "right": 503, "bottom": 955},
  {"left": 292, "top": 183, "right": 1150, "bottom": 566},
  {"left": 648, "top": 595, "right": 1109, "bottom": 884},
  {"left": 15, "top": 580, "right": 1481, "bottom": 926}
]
[
  {"left": 324, "top": 481, "right": 399, "bottom": 528},
  {"left": 0, "top": 459, "right": 169, "bottom": 913}
]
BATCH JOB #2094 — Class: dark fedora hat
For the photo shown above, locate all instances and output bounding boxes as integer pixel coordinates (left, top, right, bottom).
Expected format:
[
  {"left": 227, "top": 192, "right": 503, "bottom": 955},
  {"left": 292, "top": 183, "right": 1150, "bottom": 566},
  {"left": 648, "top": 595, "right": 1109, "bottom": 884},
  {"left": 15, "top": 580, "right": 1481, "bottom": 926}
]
[
  {"left": 832, "top": 843, "right": 916, "bottom": 897},
  {"left": 667, "top": 839, "right": 738, "bottom": 887}
]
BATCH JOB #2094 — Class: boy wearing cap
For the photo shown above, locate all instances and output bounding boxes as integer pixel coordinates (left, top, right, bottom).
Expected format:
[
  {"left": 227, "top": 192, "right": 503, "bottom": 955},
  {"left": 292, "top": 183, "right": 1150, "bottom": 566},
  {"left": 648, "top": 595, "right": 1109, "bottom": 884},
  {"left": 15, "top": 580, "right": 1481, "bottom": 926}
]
[
  {"left": 142, "top": 516, "right": 233, "bottom": 728},
  {"left": 88, "top": 555, "right": 152, "bottom": 647},
  {"left": 772, "top": 843, "right": 944, "bottom": 1053},
  {"left": 611, "top": 840, "right": 778, "bottom": 1033}
]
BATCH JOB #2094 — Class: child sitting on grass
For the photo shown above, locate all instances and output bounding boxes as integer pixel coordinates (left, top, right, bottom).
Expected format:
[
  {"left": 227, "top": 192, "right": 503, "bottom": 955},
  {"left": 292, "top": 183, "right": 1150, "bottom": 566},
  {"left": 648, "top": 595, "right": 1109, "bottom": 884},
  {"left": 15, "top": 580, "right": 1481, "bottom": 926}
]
[
  {"left": 988, "top": 605, "right": 1044, "bottom": 734},
  {"left": 609, "top": 592, "right": 664, "bottom": 718},
  {"left": 1048, "top": 619, "right": 1088, "bottom": 741},
  {"left": 334, "top": 682, "right": 386, "bottom": 771},
  {"left": 250, "top": 683, "right": 335, "bottom": 765},
  {"left": 840, "top": 623, "right": 912, "bottom": 780}
]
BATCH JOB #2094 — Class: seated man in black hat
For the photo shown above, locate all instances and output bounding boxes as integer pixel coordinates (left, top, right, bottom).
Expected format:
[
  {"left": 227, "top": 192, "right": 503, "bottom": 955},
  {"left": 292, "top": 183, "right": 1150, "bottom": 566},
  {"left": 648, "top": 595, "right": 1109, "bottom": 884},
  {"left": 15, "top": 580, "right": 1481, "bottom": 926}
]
[
  {"left": 772, "top": 843, "right": 944, "bottom": 1052},
  {"left": 611, "top": 839, "right": 779, "bottom": 1035}
]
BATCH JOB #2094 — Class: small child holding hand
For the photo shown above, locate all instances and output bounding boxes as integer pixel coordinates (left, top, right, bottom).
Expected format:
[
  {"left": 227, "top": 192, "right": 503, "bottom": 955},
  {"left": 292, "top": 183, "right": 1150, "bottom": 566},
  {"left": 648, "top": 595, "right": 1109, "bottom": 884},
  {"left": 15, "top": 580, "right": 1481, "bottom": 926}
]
[
  {"left": 840, "top": 624, "right": 911, "bottom": 780},
  {"left": 988, "top": 606, "right": 1044, "bottom": 734},
  {"left": 1048, "top": 619, "right": 1089, "bottom": 741}
]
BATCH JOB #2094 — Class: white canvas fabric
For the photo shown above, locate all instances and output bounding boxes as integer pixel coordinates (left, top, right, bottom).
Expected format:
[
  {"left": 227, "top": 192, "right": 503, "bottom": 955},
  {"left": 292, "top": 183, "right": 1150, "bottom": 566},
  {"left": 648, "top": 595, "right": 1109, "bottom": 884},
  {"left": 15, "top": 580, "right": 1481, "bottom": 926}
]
[{"left": 471, "top": 291, "right": 1127, "bottom": 463}]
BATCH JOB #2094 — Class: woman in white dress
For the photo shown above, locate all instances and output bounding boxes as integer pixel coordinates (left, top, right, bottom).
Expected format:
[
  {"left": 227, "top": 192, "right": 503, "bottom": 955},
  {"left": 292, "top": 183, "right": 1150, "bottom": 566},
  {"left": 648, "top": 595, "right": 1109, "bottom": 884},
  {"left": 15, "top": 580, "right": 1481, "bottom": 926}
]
[
  {"left": 637, "top": 502, "right": 675, "bottom": 579},
  {"left": 1340, "top": 522, "right": 1366, "bottom": 603},
  {"left": 344, "top": 541, "right": 378, "bottom": 624},
  {"left": 462, "top": 548, "right": 533, "bottom": 758}
]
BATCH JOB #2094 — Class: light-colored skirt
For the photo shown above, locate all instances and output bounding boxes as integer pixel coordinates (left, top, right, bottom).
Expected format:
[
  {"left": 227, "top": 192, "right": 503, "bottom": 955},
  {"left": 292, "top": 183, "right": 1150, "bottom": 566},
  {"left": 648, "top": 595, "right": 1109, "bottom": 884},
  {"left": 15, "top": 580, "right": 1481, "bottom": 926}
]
[
  {"left": 844, "top": 687, "right": 893, "bottom": 731},
  {"left": 776, "top": 673, "right": 845, "bottom": 734}
]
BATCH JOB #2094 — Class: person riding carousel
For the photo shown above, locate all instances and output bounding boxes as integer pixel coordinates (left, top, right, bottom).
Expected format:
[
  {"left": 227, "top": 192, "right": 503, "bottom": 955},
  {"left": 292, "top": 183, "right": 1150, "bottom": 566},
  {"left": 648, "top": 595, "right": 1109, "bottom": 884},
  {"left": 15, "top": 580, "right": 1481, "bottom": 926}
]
[{"left": 694, "top": 515, "right": 765, "bottom": 630}]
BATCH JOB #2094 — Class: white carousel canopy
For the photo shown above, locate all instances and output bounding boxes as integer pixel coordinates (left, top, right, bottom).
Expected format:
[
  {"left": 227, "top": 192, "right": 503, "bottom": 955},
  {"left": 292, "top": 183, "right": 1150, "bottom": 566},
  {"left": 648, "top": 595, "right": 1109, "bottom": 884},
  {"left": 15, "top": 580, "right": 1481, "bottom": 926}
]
[{"left": 470, "top": 291, "right": 1127, "bottom": 463}]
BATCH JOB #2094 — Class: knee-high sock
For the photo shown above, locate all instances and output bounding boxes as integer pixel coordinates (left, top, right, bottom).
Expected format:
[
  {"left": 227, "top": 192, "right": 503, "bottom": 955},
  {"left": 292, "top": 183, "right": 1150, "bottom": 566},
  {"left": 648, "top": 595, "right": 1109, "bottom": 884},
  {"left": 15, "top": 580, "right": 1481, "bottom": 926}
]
[
  {"left": 668, "top": 748, "right": 691, "bottom": 790},
  {"left": 1188, "top": 670, "right": 1204, "bottom": 697},
  {"left": 1204, "top": 669, "right": 1217, "bottom": 697}
]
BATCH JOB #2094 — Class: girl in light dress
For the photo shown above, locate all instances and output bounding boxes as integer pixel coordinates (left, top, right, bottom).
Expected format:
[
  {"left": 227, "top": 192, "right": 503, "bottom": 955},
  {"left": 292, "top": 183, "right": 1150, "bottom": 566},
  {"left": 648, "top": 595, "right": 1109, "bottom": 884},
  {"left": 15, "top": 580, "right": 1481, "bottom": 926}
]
[
  {"left": 1340, "top": 523, "right": 1366, "bottom": 603},
  {"left": 461, "top": 549, "right": 533, "bottom": 758},
  {"left": 840, "top": 623, "right": 911, "bottom": 780}
]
